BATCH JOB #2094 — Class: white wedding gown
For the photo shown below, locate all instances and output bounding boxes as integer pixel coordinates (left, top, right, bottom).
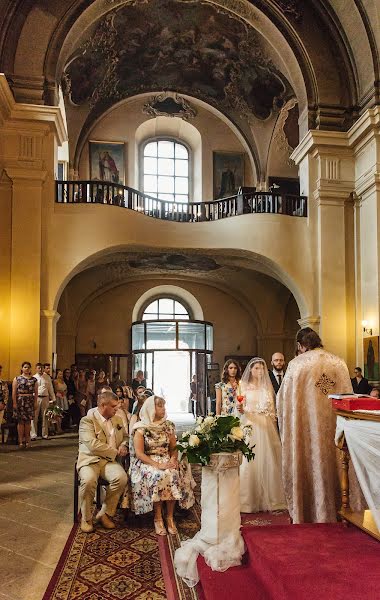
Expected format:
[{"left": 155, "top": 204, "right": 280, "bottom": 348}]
[{"left": 239, "top": 389, "right": 286, "bottom": 513}]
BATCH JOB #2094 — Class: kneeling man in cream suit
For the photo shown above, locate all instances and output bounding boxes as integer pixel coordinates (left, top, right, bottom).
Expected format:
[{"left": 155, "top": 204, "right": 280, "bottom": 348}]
[{"left": 77, "top": 390, "right": 128, "bottom": 532}]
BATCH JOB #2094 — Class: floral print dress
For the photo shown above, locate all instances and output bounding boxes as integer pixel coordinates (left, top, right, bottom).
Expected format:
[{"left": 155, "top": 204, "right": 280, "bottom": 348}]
[
  {"left": 130, "top": 420, "right": 195, "bottom": 515},
  {"left": 215, "top": 381, "right": 239, "bottom": 415},
  {"left": 14, "top": 376, "right": 37, "bottom": 422}
]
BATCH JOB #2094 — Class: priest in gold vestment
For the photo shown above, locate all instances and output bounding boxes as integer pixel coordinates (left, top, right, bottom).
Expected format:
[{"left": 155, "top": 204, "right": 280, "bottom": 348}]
[{"left": 277, "top": 328, "right": 352, "bottom": 523}]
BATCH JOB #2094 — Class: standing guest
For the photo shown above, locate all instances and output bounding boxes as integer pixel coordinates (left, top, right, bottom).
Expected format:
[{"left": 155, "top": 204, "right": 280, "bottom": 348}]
[
  {"left": 12, "top": 362, "right": 38, "bottom": 448},
  {"left": 77, "top": 390, "right": 129, "bottom": 533},
  {"left": 43, "top": 363, "right": 53, "bottom": 379},
  {"left": 31, "top": 362, "right": 56, "bottom": 440},
  {"left": 370, "top": 387, "right": 380, "bottom": 399},
  {"left": 189, "top": 375, "right": 197, "bottom": 415},
  {"left": 122, "top": 385, "right": 135, "bottom": 413},
  {"left": 131, "top": 385, "right": 147, "bottom": 416},
  {"left": 86, "top": 370, "right": 97, "bottom": 409},
  {"left": 64, "top": 368, "right": 80, "bottom": 427},
  {"left": 215, "top": 359, "right": 242, "bottom": 415},
  {"left": 238, "top": 358, "right": 286, "bottom": 512},
  {"left": 277, "top": 327, "right": 352, "bottom": 523},
  {"left": 53, "top": 369, "right": 69, "bottom": 433},
  {"left": 351, "top": 367, "right": 372, "bottom": 395},
  {"left": 115, "top": 388, "right": 131, "bottom": 435},
  {"left": 131, "top": 370, "right": 146, "bottom": 392},
  {"left": 95, "top": 369, "right": 109, "bottom": 396},
  {"left": 111, "top": 371, "right": 126, "bottom": 392},
  {"left": 78, "top": 369, "right": 88, "bottom": 417},
  {"left": 0, "top": 365, "right": 9, "bottom": 429},
  {"left": 269, "top": 352, "right": 286, "bottom": 394},
  {"left": 130, "top": 395, "right": 195, "bottom": 535},
  {"left": 129, "top": 390, "right": 148, "bottom": 432}
]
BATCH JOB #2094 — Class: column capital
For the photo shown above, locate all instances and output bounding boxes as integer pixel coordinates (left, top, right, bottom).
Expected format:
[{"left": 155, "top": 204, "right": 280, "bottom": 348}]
[
  {"left": 41, "top": 309, "right": 61, "bottom": 324},
  {"left": 0, "top": 75, "right": 67, "bottom": 145},
  {"left": 291, "top": 130, "right": 350, "bottom": 166},
  {"left": 297, "top": 316, "right": 320, "bottom": 331}
]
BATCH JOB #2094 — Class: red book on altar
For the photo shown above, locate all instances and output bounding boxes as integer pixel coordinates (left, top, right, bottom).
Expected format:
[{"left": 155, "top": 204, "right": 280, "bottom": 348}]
[{"left": 329, "top": 395, "right": 380, "bottom": 411}]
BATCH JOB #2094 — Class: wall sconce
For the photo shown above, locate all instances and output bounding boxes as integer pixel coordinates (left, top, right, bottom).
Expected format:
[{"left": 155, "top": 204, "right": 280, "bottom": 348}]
[{"left": 362, "top": 320, "right": 373, "bottom": 335}]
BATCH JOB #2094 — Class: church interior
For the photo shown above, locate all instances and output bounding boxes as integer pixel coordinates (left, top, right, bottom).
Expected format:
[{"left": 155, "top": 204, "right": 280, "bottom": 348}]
[{"left": 0, "top": 0, "right": 380, "bottom": 598}]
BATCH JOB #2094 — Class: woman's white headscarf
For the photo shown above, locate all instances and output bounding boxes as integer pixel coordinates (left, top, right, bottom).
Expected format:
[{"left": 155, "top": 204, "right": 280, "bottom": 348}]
[{"left": 132, "top": 395, "right": 167, "bottom": 431}]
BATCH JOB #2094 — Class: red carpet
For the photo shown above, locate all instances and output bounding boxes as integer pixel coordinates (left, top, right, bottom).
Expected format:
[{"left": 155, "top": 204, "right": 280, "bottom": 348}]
[{"left": 198, "top": 523, "right": 380, "bottom": 600}]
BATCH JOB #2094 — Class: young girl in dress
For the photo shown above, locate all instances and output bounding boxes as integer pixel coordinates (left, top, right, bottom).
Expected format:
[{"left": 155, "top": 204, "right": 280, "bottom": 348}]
[{"left": 238, "top": 357, "right": 286, "bottom": 513}]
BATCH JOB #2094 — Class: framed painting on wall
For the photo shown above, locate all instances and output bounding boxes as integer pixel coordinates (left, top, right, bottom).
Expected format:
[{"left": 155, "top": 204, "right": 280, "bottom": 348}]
[
  {"left": 363, "top": 336, "right": 379, "bottom": 381},
  {"left": 89, "top": 141, "right": 126, "bottom": 184},
  {"left": 213, "top": 151, "right": 244, "bottom": 199}
]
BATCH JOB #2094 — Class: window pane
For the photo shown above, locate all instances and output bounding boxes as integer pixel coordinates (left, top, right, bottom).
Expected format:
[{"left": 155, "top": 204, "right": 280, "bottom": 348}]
[
  {"left": 144, "top": 157, "right": 157, "bottom": 174},
  {"left": 176, "top": 194, "right": 188, "bottom": 203},
  {"left": 175, "top": 301, "right": 188, "bottom": 315},
  {"left": 158, "top": 140, "right": 174, "bottom": 157},
  {"left": 175, "top": 160, "right": 188, "bottom": 176},
  {"left": 132, "top": 323, "right": 145, "bottom": 350},
  {"left": 158, "top": 176, "right": 174, "bottom": 193},
  {"left": 145, "top": 300, "right": 158, "bottom": 314},
  {"left": 175, "top": 177, "right": 188, "bottom": 194},
  {"left": 178, "top": 322, "right": 205, "bottom": 349},
  {"left": 144, "top": 175, "right": 157, "bottom": 193},
  {"left": 144, "top": 142, "right": 157, "bottom": 157},
  {"left": 158, "top": 298, "right": 174, "bottom": 315},
  {"left": 206, "top": 324, "right": 213, "bottom": 351},
  {"left": 175, "top": 144, "right": 188, "bottom": 159},
  {"left": 158, "top": 158, "right": 174, "bottom": 176},
  {"left": 146, "top": 321, "right": 176, "bottom": 349},
  {"left": 159, "top": 193, "right": 175, "bottom": 202}
]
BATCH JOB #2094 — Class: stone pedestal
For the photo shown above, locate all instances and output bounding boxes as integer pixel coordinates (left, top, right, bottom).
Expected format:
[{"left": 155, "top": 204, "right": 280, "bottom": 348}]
[{"left": 174, "top": 452, "right": 244, "bottom": 587}]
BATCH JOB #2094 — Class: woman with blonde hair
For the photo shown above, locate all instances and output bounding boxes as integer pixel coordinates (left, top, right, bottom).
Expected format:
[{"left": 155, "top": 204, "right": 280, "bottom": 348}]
[{"left": 130, "top": 395, "right": 195, "bottom": 535}]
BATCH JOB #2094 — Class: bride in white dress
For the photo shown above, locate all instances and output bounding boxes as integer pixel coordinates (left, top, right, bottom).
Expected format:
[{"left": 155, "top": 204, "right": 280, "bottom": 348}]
[{"left": 238, "top": 357, "right": 286, "bottom": 513}]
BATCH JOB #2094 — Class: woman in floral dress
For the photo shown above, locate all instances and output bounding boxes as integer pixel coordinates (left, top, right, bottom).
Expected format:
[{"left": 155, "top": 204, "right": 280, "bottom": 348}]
[
  {"left": 215, "top": 359, "right": 242, "bottom": 415},
  {"left": 12, "top": 362, "right": 38, "bottom": 448},
  {"left": 130, "top": 395, "right": 195, "bottom": 535}
]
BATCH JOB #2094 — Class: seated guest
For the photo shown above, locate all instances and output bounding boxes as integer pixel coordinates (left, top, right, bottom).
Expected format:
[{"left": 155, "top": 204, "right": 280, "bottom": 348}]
[
  {"left": 130, "top": 395, "right": 195, "bottom": 536},
  {"left": 111, "top": 371, "right": 126, "bottom": 392},
  {"left": 77, "top": 390, "right": 128, "bottom": 533},
  {"left": 114, "top": 386, "right": 130, "bottom": 435},
  {"left": 351, "top": 366, "right": 372, "bottom": 394},
  {"left": 122, "top": 385, "right": 135, "bottom": 413},
  {"left": 370, "top": 387, "right": 380, "bottom": 399},
  {"left": 131, "top": 385, "right": 147, "bottom": 415}
]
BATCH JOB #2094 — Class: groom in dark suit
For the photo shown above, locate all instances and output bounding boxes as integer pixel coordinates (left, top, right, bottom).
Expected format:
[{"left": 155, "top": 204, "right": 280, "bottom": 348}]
[{"left": 269, "top": 352, "right": 285, "bottom": 394}]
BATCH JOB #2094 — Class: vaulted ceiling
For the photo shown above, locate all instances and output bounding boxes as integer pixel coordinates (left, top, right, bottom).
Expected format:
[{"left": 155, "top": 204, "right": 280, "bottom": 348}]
[{"left": 0, "top": 0, "right": 378, "bottom": 133}]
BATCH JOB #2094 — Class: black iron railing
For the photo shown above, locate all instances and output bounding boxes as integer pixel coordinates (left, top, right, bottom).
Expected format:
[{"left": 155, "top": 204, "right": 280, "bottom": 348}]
[{"left": 55, "top": 180, "right": 307, "bottom": 221}]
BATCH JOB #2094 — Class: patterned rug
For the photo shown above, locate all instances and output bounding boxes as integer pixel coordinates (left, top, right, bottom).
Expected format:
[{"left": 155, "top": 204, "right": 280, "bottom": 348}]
[
  {"left": 43, "top": 513, "right": 167, "bottom": 600},
  {"left": 43, "top": 466, "right": 288, "bottom": 600}
]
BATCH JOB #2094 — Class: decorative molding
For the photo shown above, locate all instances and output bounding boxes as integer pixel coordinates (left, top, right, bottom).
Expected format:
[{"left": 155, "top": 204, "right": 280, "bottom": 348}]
[
  {"left": 143, "top": 92, "right": 197, "bottom": 121},
  {"left": 273, "top": 97, "right": 297, "bottom": 166},
  {"left": 297, "top": 316, "right": 320, "bottom": 330},
  {"left": 273, "top": 0, "right": 302, "bottom": 22}
]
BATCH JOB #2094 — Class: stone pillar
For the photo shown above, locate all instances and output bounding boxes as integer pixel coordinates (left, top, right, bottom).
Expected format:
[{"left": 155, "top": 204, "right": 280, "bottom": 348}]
[
  {"left": 40, "top": 310, "right": 61, "bottom": 365},
  {"left": 0, "top": 75, "right": 66, "bottom": 379},
  {"left": 292, "top": 132, "right": 355, "bottom": 363}
]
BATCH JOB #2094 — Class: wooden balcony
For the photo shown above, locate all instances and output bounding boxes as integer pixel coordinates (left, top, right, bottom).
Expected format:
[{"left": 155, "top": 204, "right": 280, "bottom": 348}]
[{"left": 56, "top": 180, "right": 307, "bottom": 222}]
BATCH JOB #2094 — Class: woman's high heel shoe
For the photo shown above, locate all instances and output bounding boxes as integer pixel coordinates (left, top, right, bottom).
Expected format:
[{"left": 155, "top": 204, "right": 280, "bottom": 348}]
[
  {"left": 166, "top": 518, "right": 178, "bottom": 535},
  {"left": 154, "top": 520, "right": 167, "bottom": 536}
]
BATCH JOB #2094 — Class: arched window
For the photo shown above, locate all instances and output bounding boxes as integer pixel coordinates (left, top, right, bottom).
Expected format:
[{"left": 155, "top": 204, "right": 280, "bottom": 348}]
[
  {"left": 142, "top": 139, "right": 189, "bottom": 203},
  {"left": 142, "top": 297, "right": 190, "bottom": 320}
]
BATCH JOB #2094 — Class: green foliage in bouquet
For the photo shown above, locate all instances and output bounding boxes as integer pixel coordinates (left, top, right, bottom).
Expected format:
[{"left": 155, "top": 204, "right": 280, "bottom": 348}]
[
  {"left": 46, "top": 404, "right": 64, "bottom": 423},
  {"left": 176, "top": 415, "right": 255, "bottom": 466}
]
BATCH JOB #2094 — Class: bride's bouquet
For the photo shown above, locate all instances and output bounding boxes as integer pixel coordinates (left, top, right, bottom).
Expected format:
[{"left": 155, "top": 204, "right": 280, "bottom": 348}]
[{"left": 177, "top": 415, "right": 255, "bottom": 466}]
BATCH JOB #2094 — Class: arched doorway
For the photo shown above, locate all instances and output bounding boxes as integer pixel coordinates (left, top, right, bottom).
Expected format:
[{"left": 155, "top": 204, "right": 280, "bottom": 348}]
[{"left": 132, "top": 297, "right": 213, "bottom": 415}]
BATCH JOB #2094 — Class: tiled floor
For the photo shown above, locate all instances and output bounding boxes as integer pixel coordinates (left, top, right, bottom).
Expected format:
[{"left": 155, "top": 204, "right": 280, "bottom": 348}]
[{"left": 0, "top": 435, "right": 78, "bottom": 600}]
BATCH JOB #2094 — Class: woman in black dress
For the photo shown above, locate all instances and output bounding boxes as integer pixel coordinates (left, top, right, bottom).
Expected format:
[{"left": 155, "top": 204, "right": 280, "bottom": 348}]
[{"left": 12, "top": 362, "right": 38, "bottom": 448}]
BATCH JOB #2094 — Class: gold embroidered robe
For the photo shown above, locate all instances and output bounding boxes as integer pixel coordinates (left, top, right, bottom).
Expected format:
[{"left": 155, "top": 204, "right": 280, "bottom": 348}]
[{"left": 277, "top": 348, "right": 352, "bottom": 523}]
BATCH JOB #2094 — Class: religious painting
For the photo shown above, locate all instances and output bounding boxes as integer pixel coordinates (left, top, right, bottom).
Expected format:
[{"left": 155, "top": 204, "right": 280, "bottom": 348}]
[
  {"left": 363, "top": 336, "right": 379, "bottom": 381},
  {"left": 89, "top": 141, "right": 126, "bottom": 185},
  {"left": 213, "top": 152, "right": 244, "bottom": 199}
]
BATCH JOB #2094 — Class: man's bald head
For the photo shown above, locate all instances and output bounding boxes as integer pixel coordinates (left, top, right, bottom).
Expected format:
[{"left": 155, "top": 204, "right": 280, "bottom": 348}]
[{"left": 271, "top": 352, "right": 285, "bottom": 372}]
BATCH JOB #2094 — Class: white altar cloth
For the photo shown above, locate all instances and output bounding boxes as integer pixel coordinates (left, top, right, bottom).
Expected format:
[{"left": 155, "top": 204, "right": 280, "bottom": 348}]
[
  {"left": 335, "top": 415, "right": 380, "bottom": 530},
  {"left": 174, "top": 452, "right": 244, "bottom": 587}
]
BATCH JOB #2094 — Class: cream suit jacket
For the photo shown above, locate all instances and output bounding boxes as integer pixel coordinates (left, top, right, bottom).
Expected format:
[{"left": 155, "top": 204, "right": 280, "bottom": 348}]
[{"left": 77, "top": 411, "right": 128, "bottom": 471}]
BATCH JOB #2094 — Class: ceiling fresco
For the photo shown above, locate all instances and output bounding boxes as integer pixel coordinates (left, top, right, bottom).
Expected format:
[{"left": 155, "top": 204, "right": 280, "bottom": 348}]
[{"left": 63, "top": 0, "right": 294, "bottom": 121}]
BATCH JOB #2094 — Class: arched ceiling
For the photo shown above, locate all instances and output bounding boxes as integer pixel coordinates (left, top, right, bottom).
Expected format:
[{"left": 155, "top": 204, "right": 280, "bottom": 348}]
[{"left": 0, "top": 0, "right": 378, "bottom": 134}]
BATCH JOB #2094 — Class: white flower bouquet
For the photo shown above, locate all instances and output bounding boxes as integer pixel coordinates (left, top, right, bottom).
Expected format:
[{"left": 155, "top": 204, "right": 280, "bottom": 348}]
[{"left": 177, "top": 415, "right": 255, "bottom": 466}]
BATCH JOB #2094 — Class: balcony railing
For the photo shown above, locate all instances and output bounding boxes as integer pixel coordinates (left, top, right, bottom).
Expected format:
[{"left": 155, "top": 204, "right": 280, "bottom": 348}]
[{"left": 56, "top": 180, "right": 307, "bottom": 221}]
